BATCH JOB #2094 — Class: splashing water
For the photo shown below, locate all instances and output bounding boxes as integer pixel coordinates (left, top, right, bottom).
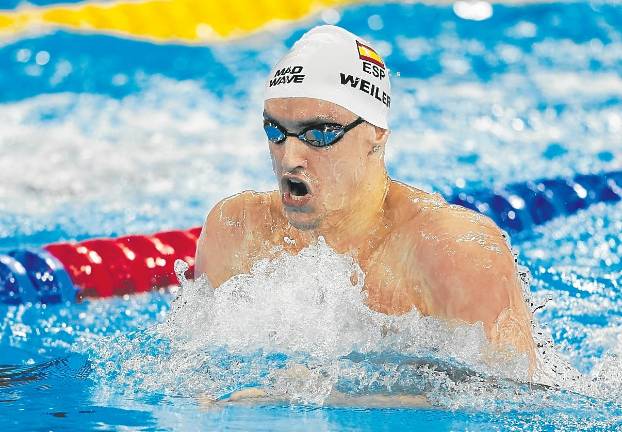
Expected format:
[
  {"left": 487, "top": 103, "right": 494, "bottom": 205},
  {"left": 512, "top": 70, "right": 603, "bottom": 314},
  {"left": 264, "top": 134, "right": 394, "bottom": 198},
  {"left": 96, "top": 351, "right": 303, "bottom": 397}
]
[{"left": 79, "top": 237, "right": 622, "bottom": 416}]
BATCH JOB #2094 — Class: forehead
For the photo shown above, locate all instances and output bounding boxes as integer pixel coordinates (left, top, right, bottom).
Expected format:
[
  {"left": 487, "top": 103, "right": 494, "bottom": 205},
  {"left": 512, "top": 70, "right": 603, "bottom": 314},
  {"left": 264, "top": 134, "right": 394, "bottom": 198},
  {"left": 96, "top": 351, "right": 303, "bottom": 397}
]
[{"left": 264, "top": 97, "right": 356, "bottom": 125}]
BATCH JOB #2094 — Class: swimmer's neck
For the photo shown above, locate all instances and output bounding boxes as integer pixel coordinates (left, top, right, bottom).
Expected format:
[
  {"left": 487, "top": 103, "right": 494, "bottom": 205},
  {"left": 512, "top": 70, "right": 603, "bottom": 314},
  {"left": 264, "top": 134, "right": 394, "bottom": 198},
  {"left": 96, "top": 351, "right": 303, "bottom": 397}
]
[{"left": 293, "top": 170, "right": 391, "bottom": 255}]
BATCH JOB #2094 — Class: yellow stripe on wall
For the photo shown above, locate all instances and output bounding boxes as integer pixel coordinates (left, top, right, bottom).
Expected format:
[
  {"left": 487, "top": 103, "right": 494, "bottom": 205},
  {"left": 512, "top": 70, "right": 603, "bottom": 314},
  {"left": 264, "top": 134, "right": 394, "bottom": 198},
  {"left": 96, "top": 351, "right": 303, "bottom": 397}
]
[{"left": 0, "top": 0, "right": 359, "bottom": 43}]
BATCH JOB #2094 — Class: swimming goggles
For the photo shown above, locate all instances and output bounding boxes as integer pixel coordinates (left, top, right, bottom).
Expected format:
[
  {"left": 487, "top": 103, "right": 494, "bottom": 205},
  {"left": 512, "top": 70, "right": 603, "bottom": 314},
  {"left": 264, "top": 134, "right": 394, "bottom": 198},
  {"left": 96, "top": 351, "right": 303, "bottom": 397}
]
[{"left": 263, "top": 116, "right": 365, "bottom": 148}]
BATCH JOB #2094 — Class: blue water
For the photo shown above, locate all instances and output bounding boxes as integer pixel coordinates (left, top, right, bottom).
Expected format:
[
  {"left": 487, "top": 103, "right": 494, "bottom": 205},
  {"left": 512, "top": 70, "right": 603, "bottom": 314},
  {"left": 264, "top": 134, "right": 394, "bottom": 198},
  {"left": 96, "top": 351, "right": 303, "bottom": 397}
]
[{"left": 1, "top": 1, "right": 622, "bottom": 430}]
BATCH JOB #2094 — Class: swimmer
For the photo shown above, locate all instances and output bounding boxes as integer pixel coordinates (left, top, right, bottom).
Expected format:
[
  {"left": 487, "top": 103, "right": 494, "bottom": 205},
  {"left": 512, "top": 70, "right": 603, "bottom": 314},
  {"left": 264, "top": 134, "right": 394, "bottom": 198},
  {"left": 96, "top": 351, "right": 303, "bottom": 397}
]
[{"left": 195, "top": 25, "right": 536, "bottom": 371}]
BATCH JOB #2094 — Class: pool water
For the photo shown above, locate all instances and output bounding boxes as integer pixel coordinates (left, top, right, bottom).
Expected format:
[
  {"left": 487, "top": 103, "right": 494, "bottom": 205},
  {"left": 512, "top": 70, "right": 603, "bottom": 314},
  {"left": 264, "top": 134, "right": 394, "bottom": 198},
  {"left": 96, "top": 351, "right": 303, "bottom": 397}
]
[{"left": 1, "top": 1, "right": 622, "bottom": 430}]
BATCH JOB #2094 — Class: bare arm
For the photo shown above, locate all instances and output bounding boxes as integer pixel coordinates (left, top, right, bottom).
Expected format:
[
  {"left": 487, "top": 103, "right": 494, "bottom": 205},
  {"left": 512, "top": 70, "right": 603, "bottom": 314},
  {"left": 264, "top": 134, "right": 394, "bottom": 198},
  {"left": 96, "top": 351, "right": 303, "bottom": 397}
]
[{"left": 416, "top": 207, "right": 536, "bottom": 367}]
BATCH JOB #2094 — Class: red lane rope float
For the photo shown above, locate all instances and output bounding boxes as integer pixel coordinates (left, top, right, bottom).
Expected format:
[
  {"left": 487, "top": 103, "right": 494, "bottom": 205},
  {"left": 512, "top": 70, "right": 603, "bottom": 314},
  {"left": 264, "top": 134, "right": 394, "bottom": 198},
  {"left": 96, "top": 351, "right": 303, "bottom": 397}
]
[{"left": 42, "top": 227, "right": 200, "bottom": 301}]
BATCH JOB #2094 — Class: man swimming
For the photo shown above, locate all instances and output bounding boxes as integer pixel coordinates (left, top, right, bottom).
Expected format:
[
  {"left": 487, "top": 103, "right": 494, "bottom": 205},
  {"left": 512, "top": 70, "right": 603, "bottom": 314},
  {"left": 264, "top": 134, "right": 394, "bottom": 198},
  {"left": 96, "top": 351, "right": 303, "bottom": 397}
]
[{"left": 194, "top": 25, "right": 536, "bottom": 370}]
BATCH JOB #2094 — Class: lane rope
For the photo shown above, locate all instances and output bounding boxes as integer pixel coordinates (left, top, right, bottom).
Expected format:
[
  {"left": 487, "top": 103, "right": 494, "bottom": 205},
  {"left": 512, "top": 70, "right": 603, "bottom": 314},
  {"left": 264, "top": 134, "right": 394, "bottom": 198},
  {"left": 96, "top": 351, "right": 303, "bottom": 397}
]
[
  {"left": 1, "top": 170, "right": 620, "bottom": 304},
  {"left": 0, "top": 0, "right": 356, "bottom": 43}
]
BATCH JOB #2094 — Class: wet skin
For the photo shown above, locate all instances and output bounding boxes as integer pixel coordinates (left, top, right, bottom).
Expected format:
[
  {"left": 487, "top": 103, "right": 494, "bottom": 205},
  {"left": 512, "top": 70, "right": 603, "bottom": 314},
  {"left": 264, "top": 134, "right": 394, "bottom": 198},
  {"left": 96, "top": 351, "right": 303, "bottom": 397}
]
[{"left": 195, "top": 97, "right": 536, "bottom": 371}]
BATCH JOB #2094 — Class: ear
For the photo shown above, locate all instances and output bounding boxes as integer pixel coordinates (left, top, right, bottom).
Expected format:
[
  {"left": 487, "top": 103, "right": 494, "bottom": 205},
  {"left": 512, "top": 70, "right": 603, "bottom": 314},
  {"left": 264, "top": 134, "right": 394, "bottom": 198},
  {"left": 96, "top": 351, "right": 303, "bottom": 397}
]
[
  {"left": 368, "top": 125, "right": 390, "bottom": 155},
  {"left": 373, "top": 125, "right": 390, "bottom": 145}
]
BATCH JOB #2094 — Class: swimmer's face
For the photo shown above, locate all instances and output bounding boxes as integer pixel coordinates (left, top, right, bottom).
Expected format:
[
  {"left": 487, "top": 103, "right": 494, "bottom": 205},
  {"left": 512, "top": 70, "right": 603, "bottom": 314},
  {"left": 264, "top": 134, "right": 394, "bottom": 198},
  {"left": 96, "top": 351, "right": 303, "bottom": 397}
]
[{"left": 264, "top": 97, "right": 387, "bottom": 230}]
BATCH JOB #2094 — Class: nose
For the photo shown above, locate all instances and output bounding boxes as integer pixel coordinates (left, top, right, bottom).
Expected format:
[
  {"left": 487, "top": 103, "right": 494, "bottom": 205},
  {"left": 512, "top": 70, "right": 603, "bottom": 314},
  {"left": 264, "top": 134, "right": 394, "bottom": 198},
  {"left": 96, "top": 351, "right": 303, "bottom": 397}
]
[{"left": 278, "top": 136, "right": 308, "bottom": 173}]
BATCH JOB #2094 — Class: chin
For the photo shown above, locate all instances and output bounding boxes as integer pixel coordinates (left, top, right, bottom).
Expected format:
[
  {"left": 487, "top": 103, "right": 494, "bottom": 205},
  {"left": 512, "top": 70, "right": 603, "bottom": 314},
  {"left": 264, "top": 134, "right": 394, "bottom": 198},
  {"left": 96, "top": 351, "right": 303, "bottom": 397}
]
[{"left": 285, "top": 212, "right": 321, "bottom": 231}]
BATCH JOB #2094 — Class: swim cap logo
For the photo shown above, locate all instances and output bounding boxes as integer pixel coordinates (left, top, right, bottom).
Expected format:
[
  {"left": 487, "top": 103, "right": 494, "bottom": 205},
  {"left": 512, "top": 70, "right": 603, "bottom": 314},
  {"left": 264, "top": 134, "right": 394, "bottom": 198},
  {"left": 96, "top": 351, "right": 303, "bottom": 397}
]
[
  {"left": 356, "top": 40, "right": 385, "bottom": 69},
  {"left": 339, "top": 73, "right": 391, "bottom": 108},
  {"left": 336, "top": 40, "right": 390, "bottom": 108},
  {"left": 268, "top": 65, "right": 306, "bottom": 87},
  {"left": 356, "top": 40, "right": 386, "bottom": 80}
]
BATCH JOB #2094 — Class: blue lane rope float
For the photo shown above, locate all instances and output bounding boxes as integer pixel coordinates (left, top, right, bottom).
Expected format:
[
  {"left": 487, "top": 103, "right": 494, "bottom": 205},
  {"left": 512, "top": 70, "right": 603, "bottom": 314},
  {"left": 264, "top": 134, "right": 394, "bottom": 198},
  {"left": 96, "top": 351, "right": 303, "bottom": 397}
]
[
  {"left": 8, "top": 249, "right": 78, "bottom": 305},
  {"left": 449, "top": 170, "right": 622, "bottom": 233},
  {"left": 0, "top": 254, "right": 37, "bottom": 305},
  {"left": 0, "top": 170, "right": 620, "bottom": 305}
]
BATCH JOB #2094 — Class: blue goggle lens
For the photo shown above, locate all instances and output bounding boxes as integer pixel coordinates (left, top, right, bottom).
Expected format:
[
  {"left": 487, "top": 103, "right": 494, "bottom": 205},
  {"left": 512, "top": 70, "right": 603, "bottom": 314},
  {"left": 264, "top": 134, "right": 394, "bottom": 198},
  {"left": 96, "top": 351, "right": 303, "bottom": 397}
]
[
  {"left": 264, "top": 123, "right": 286, "bottom": 143},
  {"left": 302, "top": 128, "right": 326, "bottom": 146}
]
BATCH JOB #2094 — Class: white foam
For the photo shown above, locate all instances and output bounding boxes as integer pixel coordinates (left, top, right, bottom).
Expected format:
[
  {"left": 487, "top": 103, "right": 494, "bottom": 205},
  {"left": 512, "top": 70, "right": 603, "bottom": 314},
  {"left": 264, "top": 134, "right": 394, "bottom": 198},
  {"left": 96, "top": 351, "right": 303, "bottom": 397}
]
[
  {"left": 75, "top": 232, "right": 622, "bottom": 412},
  {"left": 0, "top": 77, "right": 270, "bottom": 217},
  {"left": 82, "top": 238, "right": 553, "bottom": 407}
]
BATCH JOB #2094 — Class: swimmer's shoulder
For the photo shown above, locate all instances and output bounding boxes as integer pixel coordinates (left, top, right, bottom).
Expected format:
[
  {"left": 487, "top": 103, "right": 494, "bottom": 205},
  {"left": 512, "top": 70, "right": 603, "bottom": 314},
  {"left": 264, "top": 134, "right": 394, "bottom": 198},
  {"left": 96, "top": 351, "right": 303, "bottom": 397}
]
[
  {"left": 401, "top": 191, "right": 535, "bottom": 363},
  {"left": 388, "top": 179, "right": 456, "bottom": 230},
  {"left": 396, "top": 182, "right": 531, "bottom": 328},
  {"left": 388, "top": 179, "right": 502, "bottom": 239},
  {"left": 195, "top": 190, "right": 274, "bottom": 284},
  {"left": 201, "top": 190, "right": 275, "bottom": 233},
  {"left": 396, "top": 181, "right": 511, "bottom": 270}
]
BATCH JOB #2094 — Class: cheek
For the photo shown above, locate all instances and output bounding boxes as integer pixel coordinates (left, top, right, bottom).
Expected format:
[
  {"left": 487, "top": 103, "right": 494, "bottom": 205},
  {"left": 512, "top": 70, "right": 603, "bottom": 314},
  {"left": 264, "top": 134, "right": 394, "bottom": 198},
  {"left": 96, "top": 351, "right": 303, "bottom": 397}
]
[
  {"left": 323, "top": 157, "right": 364, "bottom": 195},
  {"left": 325, "top": 150, "right": 366, "bottom": 183},
  {"left": 269, "top": 147, "right": 282, "bottom": 173},
  {"left": 322, "top": 156, "right": 347, "bottom": 184}
]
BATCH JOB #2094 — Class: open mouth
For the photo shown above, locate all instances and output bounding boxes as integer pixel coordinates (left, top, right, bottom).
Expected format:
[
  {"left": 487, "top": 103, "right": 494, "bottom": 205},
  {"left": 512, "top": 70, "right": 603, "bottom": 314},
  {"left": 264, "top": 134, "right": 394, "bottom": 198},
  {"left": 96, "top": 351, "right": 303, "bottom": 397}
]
[{"left": 282, "top": 177, "right": 311, "bottom": 198}]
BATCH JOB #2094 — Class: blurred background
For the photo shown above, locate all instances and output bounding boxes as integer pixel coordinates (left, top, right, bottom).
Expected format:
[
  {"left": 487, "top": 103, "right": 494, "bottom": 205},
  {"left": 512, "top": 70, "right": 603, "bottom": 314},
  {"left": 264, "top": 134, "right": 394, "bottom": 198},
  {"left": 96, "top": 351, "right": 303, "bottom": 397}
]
[
  {"left": 1, "top": 1, "right": 622, "bottom": 430},
  {"left": 1, "top": 0, "right": 620, "bottom": 248}
]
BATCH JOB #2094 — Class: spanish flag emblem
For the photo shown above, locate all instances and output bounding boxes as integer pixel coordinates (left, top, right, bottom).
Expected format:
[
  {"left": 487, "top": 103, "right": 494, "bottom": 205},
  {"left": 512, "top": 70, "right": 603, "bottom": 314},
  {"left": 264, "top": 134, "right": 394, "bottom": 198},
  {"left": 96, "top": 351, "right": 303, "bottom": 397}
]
[{"left": 356, "top": 40, "right": 385, "bottom": 69}]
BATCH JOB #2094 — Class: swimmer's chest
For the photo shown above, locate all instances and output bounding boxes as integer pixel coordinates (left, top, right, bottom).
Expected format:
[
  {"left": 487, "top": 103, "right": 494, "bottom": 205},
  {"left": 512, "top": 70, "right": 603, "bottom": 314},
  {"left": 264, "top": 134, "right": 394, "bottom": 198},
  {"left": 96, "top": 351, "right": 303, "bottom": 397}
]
[
  {"left": 254, "top": 230, "right": 428, "bottom": 316},
  {"left": 357, "top": 244, "right": 428, "bottom": 315}
]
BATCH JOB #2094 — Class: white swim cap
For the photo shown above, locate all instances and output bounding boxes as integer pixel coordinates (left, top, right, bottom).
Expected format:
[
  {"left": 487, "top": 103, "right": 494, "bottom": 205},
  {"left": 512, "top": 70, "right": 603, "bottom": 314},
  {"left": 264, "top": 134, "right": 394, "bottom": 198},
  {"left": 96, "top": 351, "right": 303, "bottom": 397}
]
[{"left": 264, "top": 25, "right": 391, "bottom": 129}]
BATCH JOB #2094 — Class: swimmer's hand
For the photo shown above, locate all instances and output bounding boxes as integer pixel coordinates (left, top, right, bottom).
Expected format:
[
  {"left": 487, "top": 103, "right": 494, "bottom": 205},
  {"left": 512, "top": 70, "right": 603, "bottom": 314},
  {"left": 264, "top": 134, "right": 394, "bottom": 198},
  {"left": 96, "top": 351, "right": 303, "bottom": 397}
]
[
  {"left": 197, "top": 363, "right": 312, "bottom": 410},
  {"left": 197, "top": 388, "right": 268, "bottom": 411},
  {"left": 197, "top": 387, "right": 430, "bottom": 409},
  {"left": 196, "top": 363, "right": 431, "bottom": 409}
]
